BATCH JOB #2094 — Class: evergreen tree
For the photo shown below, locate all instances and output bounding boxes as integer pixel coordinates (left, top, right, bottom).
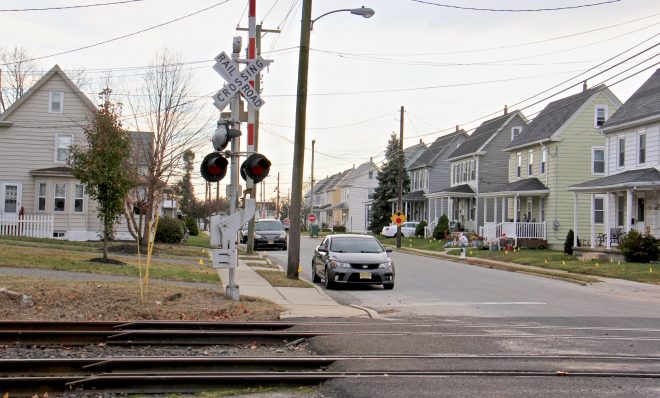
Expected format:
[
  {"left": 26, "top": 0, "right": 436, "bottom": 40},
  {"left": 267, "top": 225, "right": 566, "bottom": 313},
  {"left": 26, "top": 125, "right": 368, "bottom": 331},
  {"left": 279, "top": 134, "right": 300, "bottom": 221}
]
[
  {"left": 174, "top": 149, "right": 196, "bottom": 216},
  {"left": 69, "top": 89, "right": 136, "bottom": 261},
  {"left": 369, "top": 133, "right": 410, "bottom": 233}
]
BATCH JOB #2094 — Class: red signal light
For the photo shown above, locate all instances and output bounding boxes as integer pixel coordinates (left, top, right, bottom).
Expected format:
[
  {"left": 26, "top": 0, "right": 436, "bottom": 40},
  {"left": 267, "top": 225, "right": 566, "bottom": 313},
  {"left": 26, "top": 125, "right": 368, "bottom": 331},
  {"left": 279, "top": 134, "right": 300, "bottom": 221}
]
[
  {"left": 200, "top": 152, "right": 229, "bottom": 182},
  {"left": 240, "top": 153, "right": 271, "bottom": 184}
]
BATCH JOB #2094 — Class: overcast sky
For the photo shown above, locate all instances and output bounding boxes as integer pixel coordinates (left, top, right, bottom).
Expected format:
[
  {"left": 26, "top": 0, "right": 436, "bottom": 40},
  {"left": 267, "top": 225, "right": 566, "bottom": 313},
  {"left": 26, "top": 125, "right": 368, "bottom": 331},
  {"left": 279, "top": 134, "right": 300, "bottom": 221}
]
[{"left": 2, "top": 0, "right": 659, "bottom": 201}]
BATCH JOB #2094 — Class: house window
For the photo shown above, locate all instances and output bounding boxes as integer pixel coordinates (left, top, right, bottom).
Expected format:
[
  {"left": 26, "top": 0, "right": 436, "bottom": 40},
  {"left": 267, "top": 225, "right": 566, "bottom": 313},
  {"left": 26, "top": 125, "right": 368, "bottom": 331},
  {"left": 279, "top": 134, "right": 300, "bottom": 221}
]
[
  {"left": 592, "top": 147, "right": 605, "bottom": 175},
  {"left": 528, "top": 150, "right": 533, "bottom": 176},
  {"left": 368, "top": 171, "right": 373, "bottom": 179},
  {"left": 617, "top": 195, "right": 625, "bottom": 226},
  {"left": 55, "top": 134, "right": 73, "bottom": 163},
  {"left": 594, "top": 197, "right": 604, "bottom": 224},
  {"left": 618, "top": 136, "right": 625, "bottom": 168},
  {"left": 595, "top": 105, "right": 608, "bottom": 127},
  {"left": 541, "top": 148, "right": 547, "bottom": 174},
  {"left": 367, "top": 188, "right": 375, "bottom": 200},
  {"left": 469, "top": 198, "right": 476, "bottom": 221},
  {"left": 511, "top": 126, "right": 522, "bottom": 141},
  {"left": 461, "top": 162, "right": 467, "bottom": 182},
  {"left": 637, "top": 197, "right": 645, "bottom": 222},
  {"left": 37, "top": 183, "right": 47, "bottom": 211},
  {"left": 469, "top": 159, "right": 475, "bottom": 180},
  {"left": 638, "top": 133, "right": 646, "bottom": 164},
  {"left": 74, "top": 184, "right": 84, "bottom": 212},
  {"left": 49, "top": 91, "right": 63, "bottom": 113},
  {"left": 54, "top": 184, "right": 66, "bottom": 212},
  {"left": 516, "top": 153, "right": 522, "bottom": 178}
]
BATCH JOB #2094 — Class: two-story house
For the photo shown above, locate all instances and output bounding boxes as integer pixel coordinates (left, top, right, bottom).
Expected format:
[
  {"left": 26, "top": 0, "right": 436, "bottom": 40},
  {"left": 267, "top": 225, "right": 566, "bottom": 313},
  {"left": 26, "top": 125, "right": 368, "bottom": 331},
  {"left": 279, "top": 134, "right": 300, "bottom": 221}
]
[
  {"left": 568, "top": 69, "right": 660, "bottom": 249},
  {"left": 404, "top": 128, "right": 468, "bottom": 232},
  {"left": 387, "top": 139, "right": 427, "bottom": 221},
  {"left": 432, "top": 109, "right": 528, "bottom": 233},
  {"left": 334, "top": 159, "right": 379, "bottom": 233},
  {"left": 480, "top": 84, "right": 622, "bottom": 249}
]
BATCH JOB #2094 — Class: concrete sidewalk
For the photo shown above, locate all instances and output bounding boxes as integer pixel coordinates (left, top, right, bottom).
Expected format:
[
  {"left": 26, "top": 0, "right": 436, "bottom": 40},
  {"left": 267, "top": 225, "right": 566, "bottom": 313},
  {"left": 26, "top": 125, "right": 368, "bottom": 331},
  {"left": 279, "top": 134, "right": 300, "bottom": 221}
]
[{"left": 216, "top": 257, "right": 375, "bottom": 319}]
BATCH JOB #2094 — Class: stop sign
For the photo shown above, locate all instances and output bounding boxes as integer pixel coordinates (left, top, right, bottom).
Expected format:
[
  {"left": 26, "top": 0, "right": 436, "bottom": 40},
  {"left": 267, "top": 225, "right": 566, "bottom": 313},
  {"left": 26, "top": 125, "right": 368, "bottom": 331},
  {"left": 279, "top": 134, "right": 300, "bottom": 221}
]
[{"left": 308, "top": 214, "right": 316, "bottom": 222}]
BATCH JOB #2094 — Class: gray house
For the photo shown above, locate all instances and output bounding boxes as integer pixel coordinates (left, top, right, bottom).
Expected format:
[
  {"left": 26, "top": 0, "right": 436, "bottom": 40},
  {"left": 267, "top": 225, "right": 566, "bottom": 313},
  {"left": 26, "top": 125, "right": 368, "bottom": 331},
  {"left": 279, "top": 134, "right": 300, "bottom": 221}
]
[{"left": 432, "top": 109, "right": 528, "bottom": 233}]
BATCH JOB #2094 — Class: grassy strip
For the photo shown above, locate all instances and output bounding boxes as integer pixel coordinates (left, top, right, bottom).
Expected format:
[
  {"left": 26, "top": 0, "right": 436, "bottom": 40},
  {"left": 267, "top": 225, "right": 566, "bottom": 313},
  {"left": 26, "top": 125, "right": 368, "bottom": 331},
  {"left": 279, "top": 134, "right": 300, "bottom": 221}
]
[
  {"left": 0, "top": 244, "right": 219, "bottom": 283},
  {"left": 246, "top": 261, "right": 278, "bottom": 269},
  {"left": 255, "top": 270, "right": 314, "bottom": 288},
  {"left": 195, "top": 386, "right": 318, "bottom": 397},
  {"left": 375, "top": 235, "right": 448, "bottom": 251}
]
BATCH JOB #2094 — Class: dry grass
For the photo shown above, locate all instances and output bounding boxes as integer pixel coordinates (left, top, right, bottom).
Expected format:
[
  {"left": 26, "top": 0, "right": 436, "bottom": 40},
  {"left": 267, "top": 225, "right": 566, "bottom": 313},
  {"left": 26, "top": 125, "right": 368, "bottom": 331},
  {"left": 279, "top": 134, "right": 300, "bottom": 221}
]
[{"left": 255, "top": 270, "right": 314, "bottom": 288}]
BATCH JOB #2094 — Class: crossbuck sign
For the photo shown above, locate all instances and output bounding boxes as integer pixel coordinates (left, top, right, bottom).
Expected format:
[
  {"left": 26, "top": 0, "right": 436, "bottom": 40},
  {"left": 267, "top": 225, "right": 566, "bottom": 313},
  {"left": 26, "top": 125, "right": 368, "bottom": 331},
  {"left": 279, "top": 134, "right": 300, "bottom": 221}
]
[{"left": 212, "top": 51, "right": 270, "bottom": 111}]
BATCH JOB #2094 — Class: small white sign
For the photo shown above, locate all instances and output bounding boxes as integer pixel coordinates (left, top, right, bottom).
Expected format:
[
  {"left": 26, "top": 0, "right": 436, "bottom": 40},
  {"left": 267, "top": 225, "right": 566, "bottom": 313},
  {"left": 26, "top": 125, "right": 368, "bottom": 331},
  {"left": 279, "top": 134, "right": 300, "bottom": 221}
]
[{"left": 211, "top": 248, "right": 235, "bottom": 269}]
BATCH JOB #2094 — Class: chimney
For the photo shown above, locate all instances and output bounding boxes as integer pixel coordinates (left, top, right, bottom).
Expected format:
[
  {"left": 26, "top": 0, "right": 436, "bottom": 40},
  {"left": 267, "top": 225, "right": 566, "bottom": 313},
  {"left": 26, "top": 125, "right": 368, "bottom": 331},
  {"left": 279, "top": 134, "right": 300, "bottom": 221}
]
[
  {"left": 504, "top": 105, "right": 508, "bottom": 115},
  {"left": 419, "top": 139, "right": 423, "bottom": 144},
  {"left": 582, "top": 81, "right": 588, "bottom": 92},
  {"left": 370, "top": 157, "right": 373, "bottom": 162},
  {"left": 455, "top": 125, "right": 459, "bottom": 132}
]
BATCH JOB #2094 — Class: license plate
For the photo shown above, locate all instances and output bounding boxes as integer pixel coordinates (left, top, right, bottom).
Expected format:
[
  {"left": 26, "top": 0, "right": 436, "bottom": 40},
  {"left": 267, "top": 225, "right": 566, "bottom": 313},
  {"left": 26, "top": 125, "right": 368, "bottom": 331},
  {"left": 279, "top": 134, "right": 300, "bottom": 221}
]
[
  {"left": 359, "top": 272, "right": 371, "bottom": 280},
  {"left": 267, "top": 240, "right": 274, "bottom": 245}
]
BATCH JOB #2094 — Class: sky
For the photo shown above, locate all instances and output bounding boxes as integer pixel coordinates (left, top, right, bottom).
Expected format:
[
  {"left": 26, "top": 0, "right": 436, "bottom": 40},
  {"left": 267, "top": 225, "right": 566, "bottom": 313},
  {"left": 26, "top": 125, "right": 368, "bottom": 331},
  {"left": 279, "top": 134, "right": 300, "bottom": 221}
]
[{"left": 1, "top": 0, "right": 659, "bottom": 202}]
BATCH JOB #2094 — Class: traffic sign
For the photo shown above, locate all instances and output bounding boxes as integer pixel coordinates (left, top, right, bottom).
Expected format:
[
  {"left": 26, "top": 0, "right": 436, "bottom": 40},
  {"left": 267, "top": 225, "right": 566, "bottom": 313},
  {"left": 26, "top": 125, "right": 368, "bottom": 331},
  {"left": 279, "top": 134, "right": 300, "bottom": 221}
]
[
  {"left": 390, "top": 211, "right": 406, "bottom": 226},
  {"left": 308, "top": 214, "right": 316, "bottom": 223},
  {"left": 212, "top": 52, "right": 271, "bottom": 111}
]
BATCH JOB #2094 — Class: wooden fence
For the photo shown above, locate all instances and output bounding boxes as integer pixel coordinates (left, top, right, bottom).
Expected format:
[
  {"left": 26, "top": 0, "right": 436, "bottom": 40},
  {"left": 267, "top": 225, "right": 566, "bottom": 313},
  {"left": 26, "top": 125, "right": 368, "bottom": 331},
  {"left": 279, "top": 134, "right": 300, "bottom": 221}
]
[{"left": 0, "top": 214, "right": 53, "bottom": 238}]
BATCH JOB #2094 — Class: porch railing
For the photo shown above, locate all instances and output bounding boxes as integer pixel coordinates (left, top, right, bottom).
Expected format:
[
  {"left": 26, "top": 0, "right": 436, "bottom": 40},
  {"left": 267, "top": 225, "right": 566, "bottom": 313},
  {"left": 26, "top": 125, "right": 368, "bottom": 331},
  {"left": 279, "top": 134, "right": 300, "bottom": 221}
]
[
  {"left": 0, "top": 214, "right": 53, "bottom": 238},
  {"left": 480, "top": 221, "right": 546, "bottom": 242}
]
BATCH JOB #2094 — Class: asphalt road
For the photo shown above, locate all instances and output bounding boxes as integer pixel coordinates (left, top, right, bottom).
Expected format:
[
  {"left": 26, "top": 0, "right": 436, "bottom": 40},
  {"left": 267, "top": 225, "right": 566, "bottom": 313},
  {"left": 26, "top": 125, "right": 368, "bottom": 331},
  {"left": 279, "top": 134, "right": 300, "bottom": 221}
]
[{"left": 266, "top": 236, "right": 660, "bottom": 318}]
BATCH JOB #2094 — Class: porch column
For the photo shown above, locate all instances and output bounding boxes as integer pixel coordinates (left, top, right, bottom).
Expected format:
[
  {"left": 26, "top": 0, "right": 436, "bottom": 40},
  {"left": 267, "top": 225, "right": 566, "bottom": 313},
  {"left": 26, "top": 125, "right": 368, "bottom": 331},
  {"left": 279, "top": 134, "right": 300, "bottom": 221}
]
[
  {"left": 501, "top": 196, "right": 506, "bottom": 222},
  {"left": 494, "top": 197, "right": 498, "bottom": 224},
  {"left": 483, "top": 197, "right": 488, "bottom": 224},
  {"left": 605, "top": 192, "right": 611, "bottom": 249},
  {"left": 626, "top": 189, "right": 633, "bottom": 232},
  {"left": 513, "top": 194, "right": 519, "bottom": 246},
  {"left": 573, "top": 192, "right": 578, "bottom": 248},
  {"left": 590, "top": 193, "right": 595, "bottom": 248}
]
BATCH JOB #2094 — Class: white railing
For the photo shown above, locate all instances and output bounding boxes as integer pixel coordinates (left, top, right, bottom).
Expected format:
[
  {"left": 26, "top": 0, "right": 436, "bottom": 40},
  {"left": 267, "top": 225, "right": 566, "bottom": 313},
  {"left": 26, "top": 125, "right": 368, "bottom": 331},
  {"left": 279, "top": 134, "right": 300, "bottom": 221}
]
[
  {"left": 425, "top": 218, "right": 438, "bottom": 239},
  {"left": 480, "top": 221, "right": 546, "bottom": 241},
  {"left": 0, "top": 214, "right": 53, "bottom": 238}
]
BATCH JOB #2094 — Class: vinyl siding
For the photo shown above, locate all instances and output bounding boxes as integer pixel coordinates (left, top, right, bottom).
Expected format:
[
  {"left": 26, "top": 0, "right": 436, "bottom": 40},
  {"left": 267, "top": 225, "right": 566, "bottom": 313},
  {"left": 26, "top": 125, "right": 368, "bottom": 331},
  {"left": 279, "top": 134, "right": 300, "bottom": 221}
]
[
  {"left": 606, "top": 124, "right": 660, "bottom": 174},
  {"left": 346, "top": 166, "right": 379, "bottom": 233}
]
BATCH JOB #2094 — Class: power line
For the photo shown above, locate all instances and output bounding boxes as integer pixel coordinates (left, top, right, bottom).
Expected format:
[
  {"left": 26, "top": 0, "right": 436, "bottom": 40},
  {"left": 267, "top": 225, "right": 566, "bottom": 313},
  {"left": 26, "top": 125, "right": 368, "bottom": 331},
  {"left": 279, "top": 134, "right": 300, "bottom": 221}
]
[
  {"left": 0, "top": 1, "right": 231, "bottom": 67},
  {"left": 0, "top": 0, "right": 143, "bottom": 12},
  {"left": 411, "top": 0, "right": 622, "bottom": 12}
]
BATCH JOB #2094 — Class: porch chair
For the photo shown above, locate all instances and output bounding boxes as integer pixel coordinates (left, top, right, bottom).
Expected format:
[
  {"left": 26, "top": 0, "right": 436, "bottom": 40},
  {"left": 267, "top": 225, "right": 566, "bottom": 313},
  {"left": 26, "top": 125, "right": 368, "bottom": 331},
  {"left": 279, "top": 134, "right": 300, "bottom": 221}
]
[{"left": 609, "top": 227, "right": 622, "bottom": 245}]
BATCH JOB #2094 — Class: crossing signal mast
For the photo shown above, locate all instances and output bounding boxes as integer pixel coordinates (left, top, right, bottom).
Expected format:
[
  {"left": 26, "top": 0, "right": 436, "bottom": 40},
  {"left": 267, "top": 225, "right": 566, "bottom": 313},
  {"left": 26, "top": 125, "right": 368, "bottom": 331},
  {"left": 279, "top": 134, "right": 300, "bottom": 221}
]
[{"left": 204, "top": 36, "right": 272, "bottom": 301}]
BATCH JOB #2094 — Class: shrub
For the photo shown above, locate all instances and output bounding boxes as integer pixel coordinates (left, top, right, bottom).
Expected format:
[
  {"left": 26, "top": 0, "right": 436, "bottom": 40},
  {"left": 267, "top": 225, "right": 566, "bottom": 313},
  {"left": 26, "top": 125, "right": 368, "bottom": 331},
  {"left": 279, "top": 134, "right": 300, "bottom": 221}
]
[
  {"left": 185, "top": 218, "right": 199, "bottom": 236},
  {"left": 415, "top": 220, "right": 427, "bottom": 237},
  {"left": 333, "top": 225, "right": 346, "bottom": 233},
  {"left": 564, "top": 229, "right": 575, "bottom": 255},
  {"left": 155, "top": 216, "right": 185, "bottom": 244},
  {"left": 433, "top": 214, "right": 449, "bottom": 240},
  {"left": 619, "top": 230, "right": 659, "bottom": 263}
]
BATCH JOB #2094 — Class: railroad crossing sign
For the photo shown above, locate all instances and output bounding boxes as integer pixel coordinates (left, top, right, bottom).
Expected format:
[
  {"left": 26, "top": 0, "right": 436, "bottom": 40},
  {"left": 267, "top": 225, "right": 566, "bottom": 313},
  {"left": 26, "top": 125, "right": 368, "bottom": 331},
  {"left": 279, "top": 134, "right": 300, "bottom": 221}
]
[
  {"left": 212, "top": 51, "right": 271, "bottom": 111},
  {"left": 308, "top": 213, "right": 316, "bottom": 223},
  {"left": 390, "top": 211, "right": 406, "bottom": 226}
]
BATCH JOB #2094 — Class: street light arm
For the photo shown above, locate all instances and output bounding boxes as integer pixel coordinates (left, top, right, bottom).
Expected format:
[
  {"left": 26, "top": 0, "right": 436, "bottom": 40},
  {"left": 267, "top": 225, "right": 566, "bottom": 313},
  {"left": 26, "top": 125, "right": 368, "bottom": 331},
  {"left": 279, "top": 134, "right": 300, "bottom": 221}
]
[{"left": 311, "top": 6, "right": 375, "bottom": 29}]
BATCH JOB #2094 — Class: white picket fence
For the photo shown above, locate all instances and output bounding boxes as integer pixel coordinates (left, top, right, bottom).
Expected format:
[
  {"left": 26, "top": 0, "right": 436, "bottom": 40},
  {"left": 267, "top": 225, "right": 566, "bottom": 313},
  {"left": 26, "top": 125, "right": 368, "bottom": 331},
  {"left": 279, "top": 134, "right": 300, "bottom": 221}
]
[
  {"left": 481, "top": 222, "right": 546, "bottom": 242},
  {"left": 0, "top": 214, "right": 53, "bottom": 238}
]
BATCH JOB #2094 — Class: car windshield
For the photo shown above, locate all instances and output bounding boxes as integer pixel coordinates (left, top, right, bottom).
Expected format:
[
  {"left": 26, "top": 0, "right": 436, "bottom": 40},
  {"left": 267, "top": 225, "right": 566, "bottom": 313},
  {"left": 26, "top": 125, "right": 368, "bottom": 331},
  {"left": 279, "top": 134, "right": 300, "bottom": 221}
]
[
  {"left": 330, "top": 237, "right": 384, "bottom": 253},
  {"left": 255, "top": 220, "right": 284, "bottom": 231}
]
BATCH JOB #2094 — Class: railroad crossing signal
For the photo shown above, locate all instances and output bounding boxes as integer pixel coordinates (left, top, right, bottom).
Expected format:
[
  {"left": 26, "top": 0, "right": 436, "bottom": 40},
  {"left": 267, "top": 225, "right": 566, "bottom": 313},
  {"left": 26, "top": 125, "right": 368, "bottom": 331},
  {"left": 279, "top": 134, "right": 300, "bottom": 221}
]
[
  {"left": 212, "top": 51, "right": 271, "bottom": 111},
  {"left": 390, "top": 211, "right": 406, "bottom": 226}
]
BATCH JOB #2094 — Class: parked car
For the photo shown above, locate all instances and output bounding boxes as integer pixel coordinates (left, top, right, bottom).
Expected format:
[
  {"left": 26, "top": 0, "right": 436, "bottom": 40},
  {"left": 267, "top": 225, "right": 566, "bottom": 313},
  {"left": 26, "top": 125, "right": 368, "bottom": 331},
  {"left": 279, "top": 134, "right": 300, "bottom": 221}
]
[
  {"left": 253, "top": 219, "right": 287, "bottom": 250},
  {"left": 311, "top": 234, "right": 394, "bottom": 290},
  {"left": 282, "top": 218, "right": 290, "bottom": 231},
  {"left": 381, "top": 222, "right": 419, "bottom": 237}
]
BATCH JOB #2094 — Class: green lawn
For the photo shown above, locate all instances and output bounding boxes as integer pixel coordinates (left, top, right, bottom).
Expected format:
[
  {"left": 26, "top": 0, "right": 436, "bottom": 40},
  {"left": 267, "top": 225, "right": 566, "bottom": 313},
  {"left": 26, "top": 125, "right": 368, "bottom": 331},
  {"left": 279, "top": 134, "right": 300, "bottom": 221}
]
[{"left": 446, "top": 247, "right": 659, "bottom": 284}]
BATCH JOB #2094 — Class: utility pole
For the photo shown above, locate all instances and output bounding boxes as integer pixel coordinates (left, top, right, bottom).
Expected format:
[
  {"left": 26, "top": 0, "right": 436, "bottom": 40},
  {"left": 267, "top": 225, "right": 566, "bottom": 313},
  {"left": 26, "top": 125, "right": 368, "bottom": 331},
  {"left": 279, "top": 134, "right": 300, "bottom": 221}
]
[
  {"left": 287, "top": 0, "right": 312, "bottom": 279},
  {"left": 237, "top": 23, "right": 280, "bottom": 253},
  {"left": 397, "top": 105, "right": 404, "bottom": 249},
  {"left": 310, "top": 139, "right": 316, "bottom": 221},
  {"left": 276, "top": 172, "right": 280, "bottom": 219}
]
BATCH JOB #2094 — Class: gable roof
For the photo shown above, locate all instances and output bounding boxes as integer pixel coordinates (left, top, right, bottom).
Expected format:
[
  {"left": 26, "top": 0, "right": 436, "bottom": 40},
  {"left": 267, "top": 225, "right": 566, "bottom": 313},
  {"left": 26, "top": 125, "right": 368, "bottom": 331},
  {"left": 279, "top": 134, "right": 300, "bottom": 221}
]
[
  {"left": 449, "top": 112, "right": 523, "bottom": 159},
  {"left": 506, "top": 85, "right": 607, "bottom": 150},
  {"left": 0, "top": 64, "right": 96, "bottom": 121},
  {"left": 336, "top": 160, "right": 378, "bottom": 188},
  {"left": 403, "top": 139, "right": 427, "bottom": 168},
  {"left": 601, "top": 69, "right": 660, "bottom": 132},
  {"left": 410, "top": 129, "right": 467, "bottom": 169}
]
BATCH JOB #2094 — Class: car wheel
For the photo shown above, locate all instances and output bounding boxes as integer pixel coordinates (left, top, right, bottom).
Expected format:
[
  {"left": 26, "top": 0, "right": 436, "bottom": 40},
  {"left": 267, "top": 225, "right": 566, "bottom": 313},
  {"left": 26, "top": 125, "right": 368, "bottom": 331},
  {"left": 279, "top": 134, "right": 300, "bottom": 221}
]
[
  {"left": 383, "top": 283, "right": 394, "bottom": 290},
  {"left": 324, "top": 266, "right": 335, "bottom": 289},
  {"left": 282, "top": 245, "right": 287, "bottom": 251},
  {"left": 312, "top": 261, "right": 321, "bottom": 283}
]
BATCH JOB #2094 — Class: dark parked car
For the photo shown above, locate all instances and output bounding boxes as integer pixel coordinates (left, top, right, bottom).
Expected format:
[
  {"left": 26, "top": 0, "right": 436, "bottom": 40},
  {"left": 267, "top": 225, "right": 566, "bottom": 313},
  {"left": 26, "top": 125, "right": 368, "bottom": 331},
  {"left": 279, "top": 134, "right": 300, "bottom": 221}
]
[
  {"left": 311, "top": 234, "right": 394, "bottom": 290},
  {"left": 253, "top": 219, "right": 287, "bottom": 250}
]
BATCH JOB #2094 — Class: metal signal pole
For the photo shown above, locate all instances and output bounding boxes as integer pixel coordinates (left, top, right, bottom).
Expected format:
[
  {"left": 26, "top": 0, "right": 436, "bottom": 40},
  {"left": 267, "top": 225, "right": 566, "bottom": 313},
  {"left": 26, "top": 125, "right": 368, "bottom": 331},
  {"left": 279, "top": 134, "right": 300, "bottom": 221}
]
[{"left": 397, "top": 106, "right": 404, "bottom": 249}]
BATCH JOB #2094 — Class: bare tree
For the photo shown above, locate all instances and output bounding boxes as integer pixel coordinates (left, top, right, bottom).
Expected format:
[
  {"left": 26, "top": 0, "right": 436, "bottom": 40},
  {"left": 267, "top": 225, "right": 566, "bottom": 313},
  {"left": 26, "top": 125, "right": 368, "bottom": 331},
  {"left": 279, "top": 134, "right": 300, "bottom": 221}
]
[
  {"left": 0, "top": 46, "right": 39, "bottom": 112},
  {"left": 123, "top": 49, "right": 212, "bottom": 245}
]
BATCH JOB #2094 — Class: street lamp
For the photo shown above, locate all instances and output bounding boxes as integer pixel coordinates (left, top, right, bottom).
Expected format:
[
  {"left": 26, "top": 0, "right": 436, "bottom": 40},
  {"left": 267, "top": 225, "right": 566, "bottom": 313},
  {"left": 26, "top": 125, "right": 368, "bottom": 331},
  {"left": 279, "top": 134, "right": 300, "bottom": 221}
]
[{"left": 287, "top": 2, "right": 375, "bottom": 279}]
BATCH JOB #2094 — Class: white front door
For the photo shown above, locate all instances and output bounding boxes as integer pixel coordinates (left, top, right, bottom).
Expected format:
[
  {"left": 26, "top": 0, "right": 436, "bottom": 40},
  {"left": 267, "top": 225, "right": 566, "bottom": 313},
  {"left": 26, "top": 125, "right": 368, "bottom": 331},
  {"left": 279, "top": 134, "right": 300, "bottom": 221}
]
[{"left": 1, "top": 182, "right": 22, "bottom": 214}]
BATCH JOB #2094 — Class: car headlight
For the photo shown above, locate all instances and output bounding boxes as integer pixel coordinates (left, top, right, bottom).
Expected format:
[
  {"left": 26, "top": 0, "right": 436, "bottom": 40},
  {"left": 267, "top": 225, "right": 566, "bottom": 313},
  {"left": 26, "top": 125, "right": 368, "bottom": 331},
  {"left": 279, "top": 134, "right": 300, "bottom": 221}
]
[
  {"left": 329, "top": 260, "right": 351, "bottom": 268},
  {"left": 279, "top": 233, "right": 286, "bottom": 239},
  {"left": 379, "top": 260, "right": 393, "bottom": 268},
  {"left": 254, "top": 234, "right": 262, "bottom": 239}
]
